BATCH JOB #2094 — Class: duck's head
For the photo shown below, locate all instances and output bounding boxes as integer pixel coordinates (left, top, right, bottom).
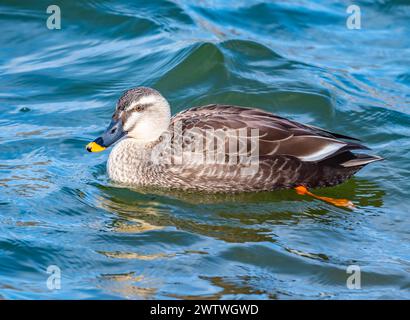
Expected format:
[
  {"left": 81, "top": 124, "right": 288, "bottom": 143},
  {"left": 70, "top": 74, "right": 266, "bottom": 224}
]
[{"left": 86, "top": 87, "right": 171, "bottom": 152}]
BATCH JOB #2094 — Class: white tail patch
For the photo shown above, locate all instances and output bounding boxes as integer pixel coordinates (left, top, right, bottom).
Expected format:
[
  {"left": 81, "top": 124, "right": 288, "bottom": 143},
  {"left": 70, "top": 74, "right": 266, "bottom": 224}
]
[{"left": 298, "top": 142, "right": 345, "bottom": 161}]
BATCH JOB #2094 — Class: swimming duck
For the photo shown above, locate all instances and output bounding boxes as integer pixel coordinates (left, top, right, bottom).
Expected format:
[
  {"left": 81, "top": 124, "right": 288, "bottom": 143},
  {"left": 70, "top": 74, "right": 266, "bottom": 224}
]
[{"left": 87, "top": 87, "right": 382, "bottom": 207}]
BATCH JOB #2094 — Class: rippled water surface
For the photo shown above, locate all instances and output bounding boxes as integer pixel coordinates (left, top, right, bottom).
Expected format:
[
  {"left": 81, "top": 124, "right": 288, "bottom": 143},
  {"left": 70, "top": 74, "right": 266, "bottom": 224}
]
[{"left": 1, "top": 0, "right": 409, "bottom": 299}]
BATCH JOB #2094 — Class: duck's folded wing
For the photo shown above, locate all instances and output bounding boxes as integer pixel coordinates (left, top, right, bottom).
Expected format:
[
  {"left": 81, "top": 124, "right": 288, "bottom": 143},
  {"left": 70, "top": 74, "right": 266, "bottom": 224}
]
[{"left": 172, "top": 104, "right": 368, "bottom": 163}]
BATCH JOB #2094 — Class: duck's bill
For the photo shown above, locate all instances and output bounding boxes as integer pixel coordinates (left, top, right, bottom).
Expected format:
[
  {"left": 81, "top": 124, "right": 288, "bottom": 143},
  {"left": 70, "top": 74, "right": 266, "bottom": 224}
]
[{"left": 86, "top": 119, "right": 126, "bottom": 153}]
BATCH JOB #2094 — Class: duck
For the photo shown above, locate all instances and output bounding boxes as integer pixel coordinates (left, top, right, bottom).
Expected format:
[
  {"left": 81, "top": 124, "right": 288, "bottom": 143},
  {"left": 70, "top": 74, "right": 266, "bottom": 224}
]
[{"left": 86, "top": 87, "right": 383, "bottom": 207}]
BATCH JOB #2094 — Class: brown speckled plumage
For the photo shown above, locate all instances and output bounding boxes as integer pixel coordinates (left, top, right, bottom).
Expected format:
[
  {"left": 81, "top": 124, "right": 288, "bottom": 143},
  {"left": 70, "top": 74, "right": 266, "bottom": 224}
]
[{"left": 105, "top": 90, "right": 382, "bottom": 193}]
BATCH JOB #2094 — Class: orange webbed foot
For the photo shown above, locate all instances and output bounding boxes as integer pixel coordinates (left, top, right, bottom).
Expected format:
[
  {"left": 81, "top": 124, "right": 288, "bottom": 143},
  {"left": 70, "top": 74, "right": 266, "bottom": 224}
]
[{"left": 295, "top": 186, "right": 354, "bottom": 208}]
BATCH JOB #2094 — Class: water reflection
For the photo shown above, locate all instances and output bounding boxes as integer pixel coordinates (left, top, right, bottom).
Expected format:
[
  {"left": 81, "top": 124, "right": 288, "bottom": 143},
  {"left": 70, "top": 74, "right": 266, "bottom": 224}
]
[
  {"left": 167, "top": 275, "right": 271, "bottom": 300},
  {"left": 96, "top": 176, "right": 385, "bottom": 244},
  {"left": 88, "top": 176, "right": 387, "bottom": 299},
  {"left": 98, "top": 272, "right": 156, "bottom": 299}
]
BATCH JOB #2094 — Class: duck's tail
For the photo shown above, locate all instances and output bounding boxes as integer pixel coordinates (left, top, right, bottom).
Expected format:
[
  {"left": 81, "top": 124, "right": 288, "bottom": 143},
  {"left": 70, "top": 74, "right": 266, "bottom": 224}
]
[
  {"left": 339, "top": 153, "right": 384, "bottom": 168},
  {"left": 318, "top": 150, "right": 383, "bottom": 168}
]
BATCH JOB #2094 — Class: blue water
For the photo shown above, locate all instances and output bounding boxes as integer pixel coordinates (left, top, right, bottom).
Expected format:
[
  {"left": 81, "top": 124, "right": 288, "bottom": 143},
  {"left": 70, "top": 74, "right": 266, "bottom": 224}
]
[{"left": 0, "top": 0, "right": 409, "bottom": 299}]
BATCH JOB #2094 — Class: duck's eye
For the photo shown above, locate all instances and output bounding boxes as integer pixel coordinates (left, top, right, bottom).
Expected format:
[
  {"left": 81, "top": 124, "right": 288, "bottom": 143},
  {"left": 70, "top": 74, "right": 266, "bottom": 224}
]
[{"left": 135, "top": 105, "right": 144, "bottom": 112}]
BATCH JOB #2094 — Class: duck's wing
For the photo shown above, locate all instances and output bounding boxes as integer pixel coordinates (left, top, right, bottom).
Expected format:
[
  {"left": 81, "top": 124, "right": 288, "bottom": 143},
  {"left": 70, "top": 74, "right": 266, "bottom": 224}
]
[{"left": 171, "top": 104, "right": 368, "bottom": 163}]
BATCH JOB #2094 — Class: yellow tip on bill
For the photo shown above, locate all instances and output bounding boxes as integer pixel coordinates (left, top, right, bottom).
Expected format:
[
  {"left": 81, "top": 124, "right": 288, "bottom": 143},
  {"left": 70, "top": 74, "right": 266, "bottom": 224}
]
[{"left": 86, "top": 142, "right": 106, "bottom": 153}]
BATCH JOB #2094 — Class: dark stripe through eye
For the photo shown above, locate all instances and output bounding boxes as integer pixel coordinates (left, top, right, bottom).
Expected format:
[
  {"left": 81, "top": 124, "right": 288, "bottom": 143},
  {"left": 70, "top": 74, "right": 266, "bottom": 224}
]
[{"left": 132, "top": 103, "right": 152, "bottom": 112}]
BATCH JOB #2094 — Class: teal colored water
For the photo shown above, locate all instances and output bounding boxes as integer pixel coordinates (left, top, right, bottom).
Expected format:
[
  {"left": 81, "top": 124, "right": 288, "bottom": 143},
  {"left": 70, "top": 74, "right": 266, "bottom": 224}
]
[{"left": 0, "top": 0, "right": 409, "bottom": 299}]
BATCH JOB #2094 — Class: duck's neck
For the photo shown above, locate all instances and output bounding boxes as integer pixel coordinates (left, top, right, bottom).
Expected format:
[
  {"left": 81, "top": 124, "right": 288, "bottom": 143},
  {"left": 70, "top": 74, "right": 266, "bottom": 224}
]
[{"left": 107, "top": 138, "right": 159, "bottom": 185}]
